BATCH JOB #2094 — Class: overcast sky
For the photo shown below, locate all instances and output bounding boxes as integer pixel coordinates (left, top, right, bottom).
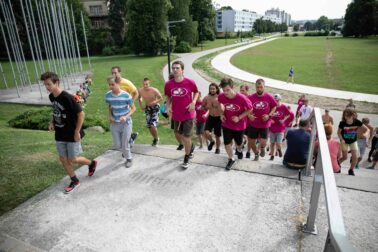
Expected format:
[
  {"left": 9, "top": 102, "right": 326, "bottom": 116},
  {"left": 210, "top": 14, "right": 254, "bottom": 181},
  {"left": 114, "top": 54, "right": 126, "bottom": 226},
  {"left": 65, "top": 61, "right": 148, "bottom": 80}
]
[{"left": 213, "top": 0, "right": 352, "bottom": 20}]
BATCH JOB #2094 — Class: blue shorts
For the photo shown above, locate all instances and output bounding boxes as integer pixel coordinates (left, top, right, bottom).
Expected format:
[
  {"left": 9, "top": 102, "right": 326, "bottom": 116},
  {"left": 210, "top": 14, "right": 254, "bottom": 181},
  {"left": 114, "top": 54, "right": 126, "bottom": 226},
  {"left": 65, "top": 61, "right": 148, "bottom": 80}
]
[{"left": 56, "top": 141, "right": 83, "bottom": 159}]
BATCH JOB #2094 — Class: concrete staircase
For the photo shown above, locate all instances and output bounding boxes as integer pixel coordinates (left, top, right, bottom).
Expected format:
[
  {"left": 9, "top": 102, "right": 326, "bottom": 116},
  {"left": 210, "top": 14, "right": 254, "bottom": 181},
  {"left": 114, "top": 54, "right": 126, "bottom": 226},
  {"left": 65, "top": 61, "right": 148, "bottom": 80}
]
[{"left": 0, "top": 144, "right": 377, "bottom": 251}]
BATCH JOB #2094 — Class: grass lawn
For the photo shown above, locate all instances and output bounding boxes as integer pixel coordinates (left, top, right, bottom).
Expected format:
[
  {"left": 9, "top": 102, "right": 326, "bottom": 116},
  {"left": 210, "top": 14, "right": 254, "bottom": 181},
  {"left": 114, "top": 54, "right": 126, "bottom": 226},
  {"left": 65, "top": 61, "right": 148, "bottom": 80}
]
[
  {"left": 231, "top": 36, "right": 378, "bottom": 94},
  {"left": 0, "top": 55, "right": 179, "bottom": 216},
  {"left": 191, "top": 37, "right": 247, "bottom": 53}
]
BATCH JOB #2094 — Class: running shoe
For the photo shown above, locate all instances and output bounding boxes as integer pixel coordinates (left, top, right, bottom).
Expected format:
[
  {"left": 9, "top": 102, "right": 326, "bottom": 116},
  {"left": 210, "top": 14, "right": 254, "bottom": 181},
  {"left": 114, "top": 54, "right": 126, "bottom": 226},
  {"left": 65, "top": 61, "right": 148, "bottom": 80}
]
[
  {"left": 65, "top": 180, "right": 80, "bottom": 194},
  {"left": 225, "top": 159, "right": 235, "bottom": 171},
  {"left": 88, "top": 160, "right": 98, "bottom": 177}
]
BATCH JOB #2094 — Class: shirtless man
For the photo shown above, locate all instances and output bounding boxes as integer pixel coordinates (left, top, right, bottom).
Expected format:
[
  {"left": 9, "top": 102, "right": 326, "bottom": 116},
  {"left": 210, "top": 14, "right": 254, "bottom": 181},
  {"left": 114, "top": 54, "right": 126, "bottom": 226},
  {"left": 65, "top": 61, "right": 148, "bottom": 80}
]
[
  {"left": 356, "top": 118, "right": 374, "bottom": 168},
  {"left": 202, "top": 83, "right": 222, "bottom": 154},
  {"left": 322, "top": 109, "right": 334, "bottom": 125},
  {"left": 138, "top": 78, "right": 163, "bottom": 146}
]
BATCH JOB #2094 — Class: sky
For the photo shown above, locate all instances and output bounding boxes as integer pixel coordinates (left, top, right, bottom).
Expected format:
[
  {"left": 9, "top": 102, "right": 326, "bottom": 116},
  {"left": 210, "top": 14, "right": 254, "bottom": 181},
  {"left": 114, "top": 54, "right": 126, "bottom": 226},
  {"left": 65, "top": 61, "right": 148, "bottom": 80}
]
[{"left": 213, "top": 0, "right": 352, "bottom": 20}]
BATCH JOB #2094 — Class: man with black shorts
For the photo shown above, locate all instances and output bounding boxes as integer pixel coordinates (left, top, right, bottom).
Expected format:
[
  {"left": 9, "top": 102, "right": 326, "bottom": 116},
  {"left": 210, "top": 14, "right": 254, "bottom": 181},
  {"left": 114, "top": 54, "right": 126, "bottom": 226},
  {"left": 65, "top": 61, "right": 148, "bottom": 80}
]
[
  {"left": 218, "top": 78, "right": 252, "bottom": 170},
  {"left": 202, "top": 83, "right": 222, "bottom": 154},
  {"left": 164, "top": 61, "right": 199, "bottom": 169},
  {"left": 247, "top": 78, "right": 277, "bottom": 161}
]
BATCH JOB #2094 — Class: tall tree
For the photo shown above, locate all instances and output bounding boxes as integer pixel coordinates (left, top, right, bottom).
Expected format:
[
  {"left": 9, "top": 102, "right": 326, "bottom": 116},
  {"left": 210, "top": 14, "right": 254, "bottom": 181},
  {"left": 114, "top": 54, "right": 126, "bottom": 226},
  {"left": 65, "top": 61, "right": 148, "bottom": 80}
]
[
  {"left": 126, "top": 0, "right": 171, "bottom": 55},
  {"left": 168, "top": 0, "right": 197, "bottom": 46},
  {"left": 316, "top": 15, "right": 330, "bottom": 31},
  {"left": 189, "top": 0, "right": 215, "bottom": 41},
  {"left": 107, "top": 0, "right": 127, "bottom": 47},
  {"left": 304, "top": 21, "right": 314, "bottom": 31},
  {"left": 342, "top": 0, "right": 378, "bottom": 37}
]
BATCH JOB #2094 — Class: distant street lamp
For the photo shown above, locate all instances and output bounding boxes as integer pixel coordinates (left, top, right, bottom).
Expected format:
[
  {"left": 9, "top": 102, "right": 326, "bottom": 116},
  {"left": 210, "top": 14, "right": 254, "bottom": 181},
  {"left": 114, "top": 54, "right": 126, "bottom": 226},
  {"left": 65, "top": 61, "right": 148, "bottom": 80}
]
[{"left": 167, "top": 19, "right": 185, "bottom": 75}]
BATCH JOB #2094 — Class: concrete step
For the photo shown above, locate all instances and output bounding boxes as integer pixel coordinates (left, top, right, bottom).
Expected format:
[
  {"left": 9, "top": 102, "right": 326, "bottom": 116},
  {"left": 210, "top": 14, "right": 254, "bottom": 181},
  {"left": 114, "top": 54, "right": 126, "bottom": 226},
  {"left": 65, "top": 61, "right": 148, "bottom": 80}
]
[{"left": 0, "top": 144, "right": 377, "bottom": 251}]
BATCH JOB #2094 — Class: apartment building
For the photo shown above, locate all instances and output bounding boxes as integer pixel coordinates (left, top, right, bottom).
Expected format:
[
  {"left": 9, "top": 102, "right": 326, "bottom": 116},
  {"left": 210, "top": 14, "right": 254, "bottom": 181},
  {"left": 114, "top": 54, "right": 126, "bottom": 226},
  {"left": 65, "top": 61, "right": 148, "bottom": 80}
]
[
  {"left": 215, "top": 9, "right": 262, "bottom": 34},
  {"left": 81, "top": 0, "right": 108, "bottom": 29}
]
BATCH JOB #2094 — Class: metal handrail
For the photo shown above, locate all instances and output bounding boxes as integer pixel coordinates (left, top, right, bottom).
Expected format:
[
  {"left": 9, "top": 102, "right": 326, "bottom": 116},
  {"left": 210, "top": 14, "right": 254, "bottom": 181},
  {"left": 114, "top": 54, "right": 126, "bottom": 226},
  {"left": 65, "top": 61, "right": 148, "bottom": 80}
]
[{"left": 302, "top": 108, "right": 355, "bottom": 251}]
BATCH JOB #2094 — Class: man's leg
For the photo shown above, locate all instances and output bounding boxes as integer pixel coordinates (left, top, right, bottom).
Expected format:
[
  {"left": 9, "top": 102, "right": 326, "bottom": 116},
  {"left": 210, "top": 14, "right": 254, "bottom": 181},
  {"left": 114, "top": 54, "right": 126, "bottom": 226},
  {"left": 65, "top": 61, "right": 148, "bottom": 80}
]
[{"left": 149, "top": 126, "right": 158, "bottom": 140}]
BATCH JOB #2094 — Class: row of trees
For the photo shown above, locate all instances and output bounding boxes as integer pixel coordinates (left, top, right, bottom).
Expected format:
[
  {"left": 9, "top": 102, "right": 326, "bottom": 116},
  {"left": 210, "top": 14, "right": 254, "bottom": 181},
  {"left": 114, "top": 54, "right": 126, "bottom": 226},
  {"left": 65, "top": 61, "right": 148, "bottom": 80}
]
[
  {"left": 253, "top": 18, "right": 288, "bottom": 34},
  {"left": 106, "top": 0, "right": 216, "bottom": 56}
]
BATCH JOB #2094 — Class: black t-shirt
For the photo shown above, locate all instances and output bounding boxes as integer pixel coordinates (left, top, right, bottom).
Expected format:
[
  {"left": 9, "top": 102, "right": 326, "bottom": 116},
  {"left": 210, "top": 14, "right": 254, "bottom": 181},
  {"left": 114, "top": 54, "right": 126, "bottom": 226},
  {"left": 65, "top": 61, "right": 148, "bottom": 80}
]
[
  {"left": 49, "top": 91, "right": 84, "bottom": 142},
  {"left": 338, "top": 119, "right": 362, "bottom": 144}
]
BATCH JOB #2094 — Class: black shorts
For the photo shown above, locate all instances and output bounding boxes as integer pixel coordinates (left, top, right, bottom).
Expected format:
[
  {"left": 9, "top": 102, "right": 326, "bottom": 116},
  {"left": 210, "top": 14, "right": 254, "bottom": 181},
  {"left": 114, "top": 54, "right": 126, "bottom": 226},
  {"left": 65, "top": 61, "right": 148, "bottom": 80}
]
[
  {"left": 174, "top": 119, "right": 194, "bottom": 137},
  {"left": 222, "top": 127, "right": 244, "bottom": 145},
  {"left": 247, "top": 126, "right": 269, "bottom": 139},
  {"left": 196, "top": 121, "right": 206, "bottom": 135},
  {"left": 205, "top": 115, "right": 222, "bottom": 137}
]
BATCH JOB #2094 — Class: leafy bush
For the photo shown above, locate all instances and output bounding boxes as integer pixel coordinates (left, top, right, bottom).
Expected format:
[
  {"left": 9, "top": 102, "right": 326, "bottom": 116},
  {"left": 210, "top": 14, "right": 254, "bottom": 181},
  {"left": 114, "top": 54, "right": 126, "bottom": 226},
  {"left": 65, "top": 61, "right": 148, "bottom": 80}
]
[
  {"left": 292, "top": 33, "right": 299, "bottom": 37},
  {"left": 304, "top": 31, "right": 330, "bottom": 36},
  {"left": 284, "top": 33, "right": 289, "bottom": 37},
  {"left": 8, "top": 109, "right": 51, "bottom": 130},
  {"left": 174, "top": 41, "right": 192, "bottom": 53},
  {"left": 102, "top": 46, "right": 116, "bottom": 56},
  {"left": 8, "top": 109, "right": 109, "bottom": 131},
  {"left": 330, "top": 31, "right": 336, "bottom": 36}
]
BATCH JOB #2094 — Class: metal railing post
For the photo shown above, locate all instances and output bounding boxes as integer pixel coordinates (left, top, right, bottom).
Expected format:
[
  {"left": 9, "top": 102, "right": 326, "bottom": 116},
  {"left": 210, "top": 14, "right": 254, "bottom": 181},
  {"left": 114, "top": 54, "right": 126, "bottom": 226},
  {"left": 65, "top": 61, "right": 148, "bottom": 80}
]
[
  {"left": 303, "top": 151, "right": 323, "bottom": 234},
  {"left": 305, "top": 116, "right": 317, "bottom": 176}
]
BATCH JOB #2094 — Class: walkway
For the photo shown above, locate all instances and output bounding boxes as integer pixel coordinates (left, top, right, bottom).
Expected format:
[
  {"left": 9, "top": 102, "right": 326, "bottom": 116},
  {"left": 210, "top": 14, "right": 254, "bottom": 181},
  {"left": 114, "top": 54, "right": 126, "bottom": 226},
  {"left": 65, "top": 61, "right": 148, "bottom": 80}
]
[{"left": 211, "top": 37, "right": 378, "bottom": 103}]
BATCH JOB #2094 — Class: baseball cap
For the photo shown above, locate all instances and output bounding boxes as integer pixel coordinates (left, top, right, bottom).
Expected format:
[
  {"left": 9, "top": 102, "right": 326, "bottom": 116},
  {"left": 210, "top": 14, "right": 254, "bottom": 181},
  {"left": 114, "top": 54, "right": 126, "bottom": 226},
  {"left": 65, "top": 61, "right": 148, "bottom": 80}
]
[{"left": 274, "top": 94, "right": 281, "bottom": 101}]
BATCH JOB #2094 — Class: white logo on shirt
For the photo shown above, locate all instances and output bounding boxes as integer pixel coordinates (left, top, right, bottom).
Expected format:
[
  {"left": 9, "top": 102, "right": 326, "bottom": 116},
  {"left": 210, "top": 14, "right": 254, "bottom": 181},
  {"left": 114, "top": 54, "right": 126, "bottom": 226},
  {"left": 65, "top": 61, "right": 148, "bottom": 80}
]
[
  {"left": 253, "top": 101, "right": 269, "bottom": 110},
  {"left": 225, "top": 103, "right": 240, "bottom": 112},
  {"left": 171, "top": 87, "right": 188, "bottom": 97}
]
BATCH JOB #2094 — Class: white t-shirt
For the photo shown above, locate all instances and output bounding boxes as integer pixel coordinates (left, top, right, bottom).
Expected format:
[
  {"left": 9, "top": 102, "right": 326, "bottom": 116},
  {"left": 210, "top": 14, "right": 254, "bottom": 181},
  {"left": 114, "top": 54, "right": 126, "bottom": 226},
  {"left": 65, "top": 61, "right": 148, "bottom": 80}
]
[{"left": 300, "top": 105, "right": 313, "bottom": 120}]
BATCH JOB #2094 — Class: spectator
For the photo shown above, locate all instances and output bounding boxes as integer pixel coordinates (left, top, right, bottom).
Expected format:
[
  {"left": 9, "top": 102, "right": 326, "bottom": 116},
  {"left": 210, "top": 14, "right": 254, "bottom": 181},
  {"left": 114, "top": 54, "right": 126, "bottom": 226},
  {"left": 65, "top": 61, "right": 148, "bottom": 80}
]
[
  {"left": 283, "top": 119, "right": 310, "bottom": 169},
  {"left": 314, "top": 124, "right": 341, "bottom": 173},
  {"left": 337, "top": 108, "right": 368, "bottom": 176},
  {"left": 345, "top": 98, "right": 356, "bottom": 110},
  {"left": 284, "top": 105, "right": 295, "bottom": 139},
  {"left": 322, "top": 109, "right": 334, "bottom": 125}
]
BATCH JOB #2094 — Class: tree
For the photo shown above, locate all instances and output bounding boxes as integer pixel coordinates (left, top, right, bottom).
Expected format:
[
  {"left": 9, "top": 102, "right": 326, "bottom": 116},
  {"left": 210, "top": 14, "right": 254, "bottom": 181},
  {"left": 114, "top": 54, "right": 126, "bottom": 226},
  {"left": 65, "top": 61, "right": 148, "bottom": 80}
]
[
  {"left": 316, "top": 15, "right": 330, "bottom": 31},
  {"left": 342, "top": 0, "right": 378, "bottom": 37},
  {"left": 107, "top": 0, "right": 127, "bottom": 47},
  {"left": 168, "top": 0, "right": 197, "bottom": 46},
  {"left": 304, "top": 21, "right": 314, "bottom": 31},
  {"left": 189, "top": 0, "right": 216, "bottom": 41},
  {"left": 220, "top": 6, "right": 232, "bottom": 10},
  {"left": 293, "top": 24, "right": 299, "bottom": 32},
  {"left": 126, "top": 0, "right": 171, "bottom": 55}
]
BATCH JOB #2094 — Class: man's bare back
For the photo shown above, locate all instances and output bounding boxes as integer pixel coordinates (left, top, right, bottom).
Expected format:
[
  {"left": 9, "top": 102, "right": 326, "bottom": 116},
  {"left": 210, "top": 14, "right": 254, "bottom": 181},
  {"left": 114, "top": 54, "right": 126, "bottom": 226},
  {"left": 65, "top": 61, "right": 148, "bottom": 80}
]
[{"left": 203, "top": 95, "right": 221, "bottom": 117}]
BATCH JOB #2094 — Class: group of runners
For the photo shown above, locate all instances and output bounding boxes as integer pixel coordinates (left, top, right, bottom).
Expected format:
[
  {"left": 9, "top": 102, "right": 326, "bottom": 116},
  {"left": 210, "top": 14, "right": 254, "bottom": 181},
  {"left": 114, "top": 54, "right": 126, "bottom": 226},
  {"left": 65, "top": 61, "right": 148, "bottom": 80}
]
[{"left": 41, "top": 60, "right": 377, "bottom": 193}]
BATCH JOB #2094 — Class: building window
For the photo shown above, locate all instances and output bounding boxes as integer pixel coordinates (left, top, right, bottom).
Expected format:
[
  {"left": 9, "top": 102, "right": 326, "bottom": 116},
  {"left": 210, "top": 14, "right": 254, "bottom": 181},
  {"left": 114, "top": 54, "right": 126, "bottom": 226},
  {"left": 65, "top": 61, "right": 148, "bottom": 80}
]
[
  {"left": 89, "top": 5, "right": 102, "bottom": 16},
  {"left": 91, "top": 20, "right": 105, "bottom": 29}
]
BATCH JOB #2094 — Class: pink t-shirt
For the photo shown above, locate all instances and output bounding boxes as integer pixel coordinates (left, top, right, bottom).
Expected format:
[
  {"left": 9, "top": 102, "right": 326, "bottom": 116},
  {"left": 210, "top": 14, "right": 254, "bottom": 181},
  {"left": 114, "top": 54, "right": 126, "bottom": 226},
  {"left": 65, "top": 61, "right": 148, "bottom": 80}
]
[
  {"left": 248, "top": 92, "right": 277, "bottom": 129},
  {"left": 270, "top": 104, "right": 291, "bottom": 133},
  {"left": 218, "top": 92, "right": 252, "bottom": 131},
  {"left": 164, "top": 77, "right": 198, "bottom": 122},
  {"left": 195, "top": 100, "right": 207, "bottom": 123},
  {"left": 285, "top": 110, "right": 295, "bottom": 127},
  {"left": 296, "top": 98, "right": 305, "bottom": 114},
  {"left": 315, "top": 139, "right": 341, "bottom": 173}
]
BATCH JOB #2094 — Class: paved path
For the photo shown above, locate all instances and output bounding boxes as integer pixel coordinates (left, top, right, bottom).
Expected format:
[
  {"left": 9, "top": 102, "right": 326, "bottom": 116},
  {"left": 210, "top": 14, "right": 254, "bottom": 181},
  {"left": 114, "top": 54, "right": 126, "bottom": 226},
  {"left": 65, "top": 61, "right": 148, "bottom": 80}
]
[
  {"left": 211, "top": 37, "right": 378, "bottom": 103},
  {"left": 1, "top": 145, "right": 377, "bottom": 251}
]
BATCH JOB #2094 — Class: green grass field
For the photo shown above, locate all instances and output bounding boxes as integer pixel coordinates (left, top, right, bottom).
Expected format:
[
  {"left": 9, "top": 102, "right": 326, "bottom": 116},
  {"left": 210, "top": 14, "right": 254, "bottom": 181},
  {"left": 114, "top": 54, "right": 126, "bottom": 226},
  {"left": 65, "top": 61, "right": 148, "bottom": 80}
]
[
  {"left": 0, "top": 55, "right": 179, "bottom": 216},
  {"left": 231, "top": 36, "right": 378, "bottom": 94}
]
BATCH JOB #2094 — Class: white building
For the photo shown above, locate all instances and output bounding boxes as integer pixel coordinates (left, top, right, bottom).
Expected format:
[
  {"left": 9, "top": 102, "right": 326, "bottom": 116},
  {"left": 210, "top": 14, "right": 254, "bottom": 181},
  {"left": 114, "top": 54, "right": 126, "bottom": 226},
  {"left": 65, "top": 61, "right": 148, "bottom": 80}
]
[
  {"left": 265, "top": 8, "right": 291, "bottom": 25},
  {"left": 216, "top": 9, "right": 262, "bottom": 34}
]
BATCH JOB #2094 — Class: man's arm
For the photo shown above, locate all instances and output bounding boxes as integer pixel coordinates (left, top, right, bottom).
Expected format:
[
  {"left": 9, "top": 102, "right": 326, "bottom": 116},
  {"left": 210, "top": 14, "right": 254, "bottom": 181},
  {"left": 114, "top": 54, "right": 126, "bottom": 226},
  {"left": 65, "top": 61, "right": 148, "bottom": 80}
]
[
  {"left": 74, "top": 111, "right": 85, "bottom": 141},
  {"left": 138, "top": 89, "right": 145, "bottom": 110}
]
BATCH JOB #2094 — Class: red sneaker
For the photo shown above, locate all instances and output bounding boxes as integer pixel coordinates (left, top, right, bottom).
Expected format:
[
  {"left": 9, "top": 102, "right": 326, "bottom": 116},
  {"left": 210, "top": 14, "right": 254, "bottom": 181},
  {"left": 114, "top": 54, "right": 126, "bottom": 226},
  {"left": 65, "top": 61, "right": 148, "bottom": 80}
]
[
  {"left": 88, "top": 160, "right": 97, "bottom": 177},
  {"left": 65, "top": 180, "right": 80, "bottom": 193}
]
